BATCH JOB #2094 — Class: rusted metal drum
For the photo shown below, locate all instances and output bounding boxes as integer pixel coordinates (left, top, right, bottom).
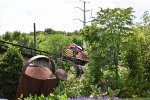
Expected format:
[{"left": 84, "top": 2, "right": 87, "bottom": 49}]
[{"left": 16, "top": 55, "right": 67, "bottom": 99}]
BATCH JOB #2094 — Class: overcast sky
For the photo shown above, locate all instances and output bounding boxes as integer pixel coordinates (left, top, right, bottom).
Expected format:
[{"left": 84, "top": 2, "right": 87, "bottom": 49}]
[{"left": 0, "top": 0, "right": 150, "bottom": 34}]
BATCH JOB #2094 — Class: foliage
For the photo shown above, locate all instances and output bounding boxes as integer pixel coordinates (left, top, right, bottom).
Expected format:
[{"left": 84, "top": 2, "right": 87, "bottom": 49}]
[
  {"left": 1, "top": 9, "right": 150, "bottom": 99},
  {"left": 125, "top": 48, "right": 142, "bottom": 78},
  {"left": 0, "top": 46, "right": 24, "bottom": 100},
  {"left": 81, "top": 7, "right": 134, "bottom": 87},
  {"left": 2, "top": 31, "right": 12, "bottom": 41},
  {"left": 44, "top": 28, "right": 66, "bottom": 34},
  {"left": 81, "top": 7, "right": 150, "bottom": 98},
  {"left": 80, "top": 65, "right": 94, "bottom": 96},
  {"left": 20, "top": 94, "right": 67, "bottom": 100},
  {"left": 90, "top": 85, "right": 107, "bottom": 97},
  {"left": 53, "top": 68, "right": 84, "bottom": 97},
  {"left": 119, "top": 74, "right": 150, "bottom": 98},
  {"left": 1, "top": 30, "right": 82, "bottom": 56},
  {"left": 2, "top": 31, "right": 33, "bottom": 48},
  {"left": 44, "top": 28, "right": 56, "bottom": 34},
  {"left": 36, "top": 33, "right": 75, "bottom": 55},
  {"left": 71, "top": 34, "right": 83, "bottom": 46},
  {"left": 139, "top": 11, "right": 150, "bottom": 82},
  {"left": 117, "top": 11, "right": 150, "bottom": 98}
]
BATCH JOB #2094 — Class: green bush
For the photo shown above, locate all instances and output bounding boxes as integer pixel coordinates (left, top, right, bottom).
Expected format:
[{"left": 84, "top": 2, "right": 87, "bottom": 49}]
[
  {"left": 0, "top": 46, "right": 24, "bottom": 100},
  {"left": 118, "top": 67, "right": 150, "bottom": 98},
  {"left": 53, "top": 68, "right": 84, "bottom": 97},
  {"left": 20, "top": 94, "right": 67, "bottom": 100}
]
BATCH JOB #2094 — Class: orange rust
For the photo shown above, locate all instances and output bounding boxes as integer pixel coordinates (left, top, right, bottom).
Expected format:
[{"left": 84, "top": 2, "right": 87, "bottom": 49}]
[{"left": 16, "top": 55, "right": 66, "bottom": 99}]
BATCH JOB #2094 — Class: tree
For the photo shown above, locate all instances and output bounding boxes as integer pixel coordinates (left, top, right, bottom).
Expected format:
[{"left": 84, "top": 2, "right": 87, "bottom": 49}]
[
  {"left": 2, "top": 31, "right": 12, "bottom": 41},
  {"left": 36, "top": 33, "right": 82, "bottom": 55},
  {"left": 44, "top": 28, "right": 55, "bottom": 34},
  {"left": 141, "top": 11, "right": 150, "bottom": 82},
  {"left": 81, "top": 7, "right": 134, "bottom": 87}
]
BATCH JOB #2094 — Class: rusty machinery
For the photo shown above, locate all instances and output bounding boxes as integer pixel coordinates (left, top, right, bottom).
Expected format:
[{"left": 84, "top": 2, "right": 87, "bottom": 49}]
[
  {"left": 62, "top": 43, "right": 88, "bottom": 78},
  {"left": 16, "top": 55, "right": 67, "bottom": 99}
]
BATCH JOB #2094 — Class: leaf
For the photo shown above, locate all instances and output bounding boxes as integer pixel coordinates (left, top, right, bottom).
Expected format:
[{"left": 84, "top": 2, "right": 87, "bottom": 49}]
[
  {"left": 108, "top": 87, "right": 112, "bottom": 92},
  {"left": 114, "top": 89, "right": 120, "bottom": 96},
  {"left": 90, "top": 85, "right": 97, "bottom": 91}
]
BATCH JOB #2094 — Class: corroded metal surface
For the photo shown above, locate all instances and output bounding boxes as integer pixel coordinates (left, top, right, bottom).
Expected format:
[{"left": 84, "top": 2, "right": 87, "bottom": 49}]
[
  {"left": 25, "top": 66, "right": 56, "bottom": 79},
  {"left": 16, "top": 55, "right": 66, "bottom": 99},
  {"left": 55, "top": 69, "right": 67, "bottom": 80},
  {"left": 62, "top": 44, "right": 89, "bottom": 66}
]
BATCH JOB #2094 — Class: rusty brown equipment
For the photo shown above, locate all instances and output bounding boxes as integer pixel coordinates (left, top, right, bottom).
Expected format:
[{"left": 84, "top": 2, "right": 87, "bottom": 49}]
[{"left": 16, "top": 55, "right": 67, "bottom": 99}]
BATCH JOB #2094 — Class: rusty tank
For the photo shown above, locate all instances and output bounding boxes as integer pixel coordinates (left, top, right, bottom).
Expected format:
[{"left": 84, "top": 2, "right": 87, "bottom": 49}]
[{"left": 16, "top": 55, "right": 67, "bottom": 99}]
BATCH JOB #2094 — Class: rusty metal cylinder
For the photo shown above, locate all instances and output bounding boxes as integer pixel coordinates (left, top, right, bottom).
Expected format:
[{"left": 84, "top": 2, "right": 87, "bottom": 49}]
[{"left": 16, "top": 55, "right": 64, "bottom": 99}]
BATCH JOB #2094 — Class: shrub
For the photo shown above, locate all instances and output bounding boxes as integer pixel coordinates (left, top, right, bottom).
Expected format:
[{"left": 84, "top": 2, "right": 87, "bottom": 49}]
[
  {"left": 20, "top": 94, "right": 67, "bottom": 100},
  {"left": 0, "top": 46, "right": 24, "bottom": 100}
]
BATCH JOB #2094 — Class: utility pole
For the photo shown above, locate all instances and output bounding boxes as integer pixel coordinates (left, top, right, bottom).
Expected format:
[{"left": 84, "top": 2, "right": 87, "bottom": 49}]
[
  {"left": 74, "top": 0, "right": 92, "bottom": 49},
  {"left": 83, "top": 1, "right": 86, "bottom": 27},
  {"left": 74, "top": 0, "right": 91, "bottom": 27}
]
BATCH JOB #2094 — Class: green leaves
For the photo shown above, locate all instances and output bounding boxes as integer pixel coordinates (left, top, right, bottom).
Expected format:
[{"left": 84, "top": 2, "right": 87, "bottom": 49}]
[
  {"left": 37, "top": 34, "right": 74, "bottom": 55},
  {"left": 22, "top": 94, "right": 67, "bottom": 100},
  {"left": 81, "top": 7, "right": 135, "bottom": 86},
  {"left": 0, "top": 46, "right": 24, "bottom": 100},
  {"left": 90, "top": 85, "right": 107, "bottom": 97}
]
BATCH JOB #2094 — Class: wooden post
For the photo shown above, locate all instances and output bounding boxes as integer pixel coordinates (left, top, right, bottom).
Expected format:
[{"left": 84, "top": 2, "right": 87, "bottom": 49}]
[
  {"left": 33, "top": 23, "right": 36, "bottom": 54},
  {"left": 34, "top": 23, "right": 36, "bottom": 49}
]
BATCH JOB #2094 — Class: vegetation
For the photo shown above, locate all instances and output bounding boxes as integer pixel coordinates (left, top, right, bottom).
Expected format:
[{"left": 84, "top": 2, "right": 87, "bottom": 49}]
[
  {"left": 80, "top": 7, "right": 150, "bottom": 98},
  {"left": 0, "top": 46, "right": 24, "bottom": 100},
  {"left": 0, "top": 7, "right": 150, "bottom": 99}
]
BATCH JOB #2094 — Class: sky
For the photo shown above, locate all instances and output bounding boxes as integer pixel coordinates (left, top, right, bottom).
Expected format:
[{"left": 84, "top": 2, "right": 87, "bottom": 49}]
[{"left": 0, "top": 0, "right": 150, "bottom": 34}]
